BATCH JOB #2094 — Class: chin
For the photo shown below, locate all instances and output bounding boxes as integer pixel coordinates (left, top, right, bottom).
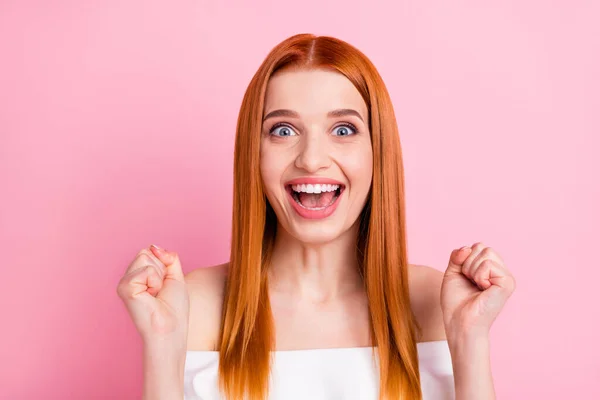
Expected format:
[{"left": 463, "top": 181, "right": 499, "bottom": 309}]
[
  {"left": 282, "top": 217, "right": 353, "bottom": 245},
  {"left": 290, "top": 229, "right": 342, "bottom": 245}
]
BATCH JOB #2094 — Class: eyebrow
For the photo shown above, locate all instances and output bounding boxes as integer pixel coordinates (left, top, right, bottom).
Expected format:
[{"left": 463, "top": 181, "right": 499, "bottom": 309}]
[{"left": 262, "top": 108, "right": 365, "bottom": 123}]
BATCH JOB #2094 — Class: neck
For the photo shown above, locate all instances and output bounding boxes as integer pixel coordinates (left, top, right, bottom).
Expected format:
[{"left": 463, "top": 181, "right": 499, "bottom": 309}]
[{"left": 267, "top": 221, "right": 364, "bottom": 303}]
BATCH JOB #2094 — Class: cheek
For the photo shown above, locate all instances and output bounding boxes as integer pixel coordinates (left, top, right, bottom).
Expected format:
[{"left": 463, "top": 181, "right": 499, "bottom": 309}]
[
  {"left": 260, "top": 142, "right": 286, "bottom": 192},
  {"left": 341, "top": 145, "right": 373, "bottom": 190}
]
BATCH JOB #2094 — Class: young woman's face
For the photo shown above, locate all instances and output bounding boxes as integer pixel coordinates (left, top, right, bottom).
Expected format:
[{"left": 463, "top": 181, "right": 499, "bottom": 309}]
[{"left": 260, "top": 68, "right": 373, "bottom": 244}]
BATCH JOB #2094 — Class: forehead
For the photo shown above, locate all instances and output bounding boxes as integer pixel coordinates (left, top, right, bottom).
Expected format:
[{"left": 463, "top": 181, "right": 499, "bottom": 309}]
[{"left": 263, "top": 68, "right": 368, "bottom": 122}]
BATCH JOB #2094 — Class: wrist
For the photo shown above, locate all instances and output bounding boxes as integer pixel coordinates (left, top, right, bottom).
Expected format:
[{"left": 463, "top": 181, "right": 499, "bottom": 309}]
[
  {"left": 142, "top": 327, "right": 188, "bottom": 348},
  {"left": 445, "top": 329, "right": 495, "bottom": 400},
  {"left": 447, "top": 333, "right": 490, "bottom": 361},
  {"left": 445, "top": 326, "right": 489, "bottom": 347},
  {"left": 143, "top": 336, "right": 187, "bottom": 359}
]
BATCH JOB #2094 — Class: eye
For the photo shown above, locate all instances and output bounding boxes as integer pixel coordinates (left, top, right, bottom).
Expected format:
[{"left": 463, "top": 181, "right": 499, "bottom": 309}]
[
  {"left": 269, "top": 123, "right": 298, "bottom": 137},
  {"left": 332, "top": 123, "right": 358, "bottom": 136}
]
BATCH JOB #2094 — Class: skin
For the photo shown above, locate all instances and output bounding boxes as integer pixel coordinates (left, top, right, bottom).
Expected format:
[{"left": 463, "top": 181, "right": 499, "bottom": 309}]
[
  {"left": 185, "top": 69, "right": 449, "bottom": 350},
  {"left": 174, "top": 69, "right": 515, "bottom": 399}
]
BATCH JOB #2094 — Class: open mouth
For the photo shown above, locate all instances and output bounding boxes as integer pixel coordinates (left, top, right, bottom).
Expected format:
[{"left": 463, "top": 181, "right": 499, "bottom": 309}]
[{"left": 286, "top": 183, "right": 345, "bottom": 210}]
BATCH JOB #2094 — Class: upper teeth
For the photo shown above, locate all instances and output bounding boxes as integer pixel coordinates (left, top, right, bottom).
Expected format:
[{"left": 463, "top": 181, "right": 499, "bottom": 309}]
[{"left": 292, "top": 184, "right": 339, "bottom": 194}]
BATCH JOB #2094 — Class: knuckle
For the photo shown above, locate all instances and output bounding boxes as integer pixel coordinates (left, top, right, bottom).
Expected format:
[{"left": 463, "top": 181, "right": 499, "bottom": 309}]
[
  {"left": 473, "top": 271, "right": 485, "bottom": 283},
  {"left": 137, "top": 253, "right": 152, "bottom": 263},
  {"left": 461, "top": 265, "right": 471, "bottom": 277},
  {"left": 116, "top": 274, "right": 130, "bottom": 288},
  {"left": 116, "top": 283, "right": 131, "bottom": 299},
  {"left": 134, "top": 249, "right": 149, "bottom": 261},
  {"left": 127, "top": 255, "right": 152, "bottom": 273},
  {"left": 126, "top": 265, "right": 146, "bottom": 278},
  {"left": 481, "top": 247, "right": 494, "bottom": 257}
]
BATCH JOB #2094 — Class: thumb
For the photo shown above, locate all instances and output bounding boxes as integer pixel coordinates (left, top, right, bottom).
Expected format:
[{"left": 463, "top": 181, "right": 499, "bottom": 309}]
[
  {"left": 149, "top": 244, "right": 185, "bottom": 282},
  {"left": 445, "top": 246, "right": 472, "bottom": 275}
]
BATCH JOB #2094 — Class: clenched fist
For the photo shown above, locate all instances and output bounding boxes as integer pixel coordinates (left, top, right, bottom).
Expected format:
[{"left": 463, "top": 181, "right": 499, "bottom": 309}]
[
  {"left": 116, "top": 245, "right": 190, "bottom": 344},
  {"left": 441, "top": 242, "right": 516, "bottom": 338}
]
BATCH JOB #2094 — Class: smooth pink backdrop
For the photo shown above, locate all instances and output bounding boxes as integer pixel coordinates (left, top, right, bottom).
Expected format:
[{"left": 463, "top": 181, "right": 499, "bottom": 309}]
[{"left": 1, "top": 1, "right": 598, "bottom": 398}]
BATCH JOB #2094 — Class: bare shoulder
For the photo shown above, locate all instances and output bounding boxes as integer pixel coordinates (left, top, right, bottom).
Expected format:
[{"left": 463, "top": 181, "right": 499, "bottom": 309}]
[
  {"left": 184, "top": 262, "right": 229, "bottom": 351},
  {"left": 408, "top": 263, "right": 447, "bottom": 343}
]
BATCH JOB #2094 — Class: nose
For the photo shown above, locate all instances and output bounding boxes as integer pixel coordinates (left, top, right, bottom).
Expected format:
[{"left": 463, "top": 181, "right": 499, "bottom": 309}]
[{"left": 294, "top": 132, "right": 331, "bottom": 173}]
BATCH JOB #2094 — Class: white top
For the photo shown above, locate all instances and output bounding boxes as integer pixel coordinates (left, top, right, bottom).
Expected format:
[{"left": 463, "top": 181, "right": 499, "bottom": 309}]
[{"left": 184, "top": 340, "right": 455, "bottom": 399}]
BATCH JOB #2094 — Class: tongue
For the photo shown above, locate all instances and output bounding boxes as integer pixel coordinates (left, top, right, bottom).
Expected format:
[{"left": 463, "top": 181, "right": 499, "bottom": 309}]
[{"left": 298, "top": 191, "right": 336, "bottom": 208}]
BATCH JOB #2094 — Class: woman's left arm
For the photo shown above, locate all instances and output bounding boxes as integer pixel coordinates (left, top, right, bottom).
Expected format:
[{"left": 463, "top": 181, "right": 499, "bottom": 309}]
[{"left": 440, "top": 242, "right": 517, "bottom": 400}]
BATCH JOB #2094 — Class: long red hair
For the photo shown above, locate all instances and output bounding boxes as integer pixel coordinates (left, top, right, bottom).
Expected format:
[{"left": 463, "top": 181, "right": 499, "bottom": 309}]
[{"left": 218, "top": 33, "right": 422, "bottom": 400}]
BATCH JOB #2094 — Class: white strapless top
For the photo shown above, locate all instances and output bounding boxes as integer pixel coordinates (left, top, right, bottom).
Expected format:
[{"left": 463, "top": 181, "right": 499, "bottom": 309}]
[{"left": 183, "top": 340, "right": 455, "bottom": 399}]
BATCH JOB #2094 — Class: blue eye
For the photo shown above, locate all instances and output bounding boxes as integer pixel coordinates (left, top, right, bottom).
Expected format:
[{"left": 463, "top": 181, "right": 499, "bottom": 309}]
[
  {"left": 269, "top": 123, "right": 297, "bottom": 137},
  {"left": 333, "top": 123, "right": 358, "bottom": 136}
]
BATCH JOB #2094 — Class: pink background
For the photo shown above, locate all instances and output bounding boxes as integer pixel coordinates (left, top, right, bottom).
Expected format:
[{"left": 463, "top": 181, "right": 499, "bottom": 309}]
[{"left": 1, "top": 1, "right": 598, "bottom": 398}]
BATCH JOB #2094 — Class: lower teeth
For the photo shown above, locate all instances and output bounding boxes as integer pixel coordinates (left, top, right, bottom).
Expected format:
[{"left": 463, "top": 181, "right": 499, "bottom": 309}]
[{"left": 296, "top": 200, "right": 327, "bottom": 210}]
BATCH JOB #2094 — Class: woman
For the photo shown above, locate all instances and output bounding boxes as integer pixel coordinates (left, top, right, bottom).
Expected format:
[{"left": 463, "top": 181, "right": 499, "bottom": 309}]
[{"left": 117, "top": 33, "right": 516, "bottom": 400}]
